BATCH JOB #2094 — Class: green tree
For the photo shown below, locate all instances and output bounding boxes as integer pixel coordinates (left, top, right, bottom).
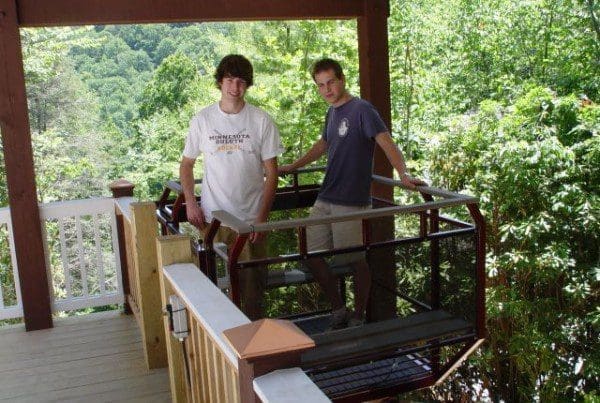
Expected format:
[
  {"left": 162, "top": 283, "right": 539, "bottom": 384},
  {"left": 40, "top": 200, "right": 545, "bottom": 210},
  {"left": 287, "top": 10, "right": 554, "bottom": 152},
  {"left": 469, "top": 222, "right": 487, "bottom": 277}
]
[
  {"left": 425, "top": 88, "right": 599, "bottom": 401},
  {"left": 139, "top": 53, "right": 199, "bottom": 119}
]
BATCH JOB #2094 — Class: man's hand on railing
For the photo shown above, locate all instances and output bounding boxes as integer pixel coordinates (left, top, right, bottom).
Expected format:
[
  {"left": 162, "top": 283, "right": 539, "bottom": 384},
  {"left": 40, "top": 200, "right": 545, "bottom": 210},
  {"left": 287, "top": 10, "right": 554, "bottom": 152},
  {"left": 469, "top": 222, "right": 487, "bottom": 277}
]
[
  {"left": 186, "top": 202, "right": 207, "bottom": 230},
  {"left": 400, "top": 173, "right": 428, "bottom": 190},
  {"left": 250, "top": 218, "right": 267, "bottom": 243},
  {"left": 278, "top": 164, "right": 296, "bottom": 175}
]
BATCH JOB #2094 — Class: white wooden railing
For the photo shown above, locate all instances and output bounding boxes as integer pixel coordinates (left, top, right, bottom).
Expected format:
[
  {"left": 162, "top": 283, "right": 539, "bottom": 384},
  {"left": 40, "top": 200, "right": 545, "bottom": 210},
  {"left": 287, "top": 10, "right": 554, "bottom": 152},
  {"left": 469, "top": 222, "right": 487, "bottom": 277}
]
[
  {"left": 0, "top": 208, "right": 23, "bottom": 320},
  {"left": 0, "top": 197, "right": 124, "bottom": 320},
  {"left": 157, "top": 236, "right": 329, "bottom": 403}
]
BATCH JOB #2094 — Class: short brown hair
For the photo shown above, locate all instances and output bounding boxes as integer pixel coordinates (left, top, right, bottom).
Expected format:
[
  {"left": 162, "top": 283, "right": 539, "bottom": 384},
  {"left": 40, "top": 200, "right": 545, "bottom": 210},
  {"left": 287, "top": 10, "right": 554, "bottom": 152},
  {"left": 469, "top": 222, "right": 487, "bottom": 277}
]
[
  {"left": 214, "top": 54, "right": 253, "bottom": 88},
  {"left": 311, "top": 58, "right": 344, "bottom": 81}
]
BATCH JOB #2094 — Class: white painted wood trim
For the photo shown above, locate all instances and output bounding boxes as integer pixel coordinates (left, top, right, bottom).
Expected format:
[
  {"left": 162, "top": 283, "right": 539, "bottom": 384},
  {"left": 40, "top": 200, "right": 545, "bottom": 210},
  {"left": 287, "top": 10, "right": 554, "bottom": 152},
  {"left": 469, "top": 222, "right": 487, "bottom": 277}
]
[
  {"left": 39, "top": 197, "right": 115, "bottom": 220},
  {"left": 0, "top": 207, "right": 10, "bottom": 222},
  {"left": 163, "top": 263, "right": 249, "bottom": 367},
  {"left": 0, "top": 207, "right": 23, "bottom": 318},
  {"left": 114, "top": 197, "right": 136, "bottom": 223},
  {"left": 253, "top": 368, "right": 330, "bottom": 403},
  {"left": 52, "top": 292, "right": 123, "bottom": 312},
  {"left": 0, "top": 305, "right": 23, "bottom": 320},
  {"left": 75, "top": 215, "right": 89, "bottom": 297},
  {"left": 0, "top": 198, "right": 127, "bottom": 319},
  {"left": 58, "top": 217, "right": 72, "bottom": 299},
  {"left": 93, "top": 214, "right": 106, "bottom": 294}
]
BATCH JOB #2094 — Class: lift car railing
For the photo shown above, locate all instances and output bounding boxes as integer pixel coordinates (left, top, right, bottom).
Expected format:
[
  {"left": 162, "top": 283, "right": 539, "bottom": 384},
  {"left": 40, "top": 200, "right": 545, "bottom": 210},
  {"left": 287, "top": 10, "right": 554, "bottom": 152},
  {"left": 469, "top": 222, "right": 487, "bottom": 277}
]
[{"left": 205, "top": 178, "right": 485, "bottom": 339}]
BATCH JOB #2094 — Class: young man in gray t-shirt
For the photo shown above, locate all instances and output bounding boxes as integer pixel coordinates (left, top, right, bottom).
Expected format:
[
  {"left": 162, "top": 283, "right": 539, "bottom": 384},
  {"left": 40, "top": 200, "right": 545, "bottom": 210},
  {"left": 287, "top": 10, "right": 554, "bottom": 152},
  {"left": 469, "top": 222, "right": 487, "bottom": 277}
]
[{"left": 280, "top": 58, "right": 426, "bottom": 329}]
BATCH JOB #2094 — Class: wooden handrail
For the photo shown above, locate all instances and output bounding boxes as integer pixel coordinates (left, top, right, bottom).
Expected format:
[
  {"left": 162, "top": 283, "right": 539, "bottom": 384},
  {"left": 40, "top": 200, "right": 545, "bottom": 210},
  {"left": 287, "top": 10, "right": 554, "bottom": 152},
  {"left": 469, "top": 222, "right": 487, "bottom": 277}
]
[{"left": 157, "top": 236, "right": 325, "bottom": 403}]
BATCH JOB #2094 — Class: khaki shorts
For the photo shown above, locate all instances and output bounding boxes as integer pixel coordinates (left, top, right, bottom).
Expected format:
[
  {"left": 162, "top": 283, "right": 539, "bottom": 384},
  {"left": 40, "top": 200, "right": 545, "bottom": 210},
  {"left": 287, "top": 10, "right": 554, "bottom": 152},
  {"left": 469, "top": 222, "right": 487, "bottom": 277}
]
[{"left": 306, "top": 199, "right": 371, "bottom": 266}]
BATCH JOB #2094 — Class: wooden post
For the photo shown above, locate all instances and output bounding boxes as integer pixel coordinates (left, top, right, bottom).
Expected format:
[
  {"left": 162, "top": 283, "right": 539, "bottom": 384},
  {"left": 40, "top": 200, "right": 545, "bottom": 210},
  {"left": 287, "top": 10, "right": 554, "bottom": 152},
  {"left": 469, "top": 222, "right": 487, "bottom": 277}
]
[
  {"left": 130, "top": 201, "right": 168, "bottom": 369},
  {"left": 223, "top": 319, "right": 315, "bottom": 403},
  {"left": 110, "top": 179, "right": 134, "bottom": 314},
  {"left": 109, "top": 178, "right": 135, "bottom": 198},
  {"left": 358, "top": 0, "right": 393, "bottom": 194},
  {"left": 157, "top": 235, "right": 194, "bottom": 403},
  {"left": 358, "top": 0, "right": 397, "bottom": 321},
  {"left": 0, "top": 0, "right": 52, "bottom": 331}
]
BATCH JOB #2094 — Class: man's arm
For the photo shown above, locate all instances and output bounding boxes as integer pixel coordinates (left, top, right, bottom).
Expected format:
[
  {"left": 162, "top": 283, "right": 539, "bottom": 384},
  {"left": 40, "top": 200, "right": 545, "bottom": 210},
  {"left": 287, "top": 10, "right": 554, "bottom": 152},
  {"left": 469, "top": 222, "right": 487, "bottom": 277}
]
[
  {"left": 278, "top": 138, "right": 328, "bottom": 174},
  {"left": 375, "top": 132, "right": 427, "bottom": 189},
  {"left": 251, "top": 157, "right": 278, "bottom": 243},
  {"left": 179, "top": 156, "right": 206, "bottom": 229}
]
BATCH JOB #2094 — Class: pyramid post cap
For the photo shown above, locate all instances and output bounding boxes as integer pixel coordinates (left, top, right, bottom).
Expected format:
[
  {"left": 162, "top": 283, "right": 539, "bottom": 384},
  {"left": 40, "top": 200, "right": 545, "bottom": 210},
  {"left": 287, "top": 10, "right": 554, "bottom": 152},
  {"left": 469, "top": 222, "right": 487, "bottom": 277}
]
[{"left": 223, "top": 319, "right": 315, "bottom": 360}]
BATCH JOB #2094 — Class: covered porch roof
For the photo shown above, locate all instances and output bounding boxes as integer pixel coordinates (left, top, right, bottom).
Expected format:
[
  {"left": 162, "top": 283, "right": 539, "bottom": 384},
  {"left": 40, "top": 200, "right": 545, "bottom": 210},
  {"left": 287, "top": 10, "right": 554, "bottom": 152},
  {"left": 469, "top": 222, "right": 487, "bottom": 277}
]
[{"left": 0, "top": 0, "right": 393, "bottom": 331}]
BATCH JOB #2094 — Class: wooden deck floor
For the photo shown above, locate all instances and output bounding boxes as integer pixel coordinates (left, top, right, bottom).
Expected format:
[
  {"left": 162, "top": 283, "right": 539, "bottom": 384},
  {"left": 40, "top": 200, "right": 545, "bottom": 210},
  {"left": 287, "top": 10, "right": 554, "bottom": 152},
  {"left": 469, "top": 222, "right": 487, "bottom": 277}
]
[{"left": 0, "top": 310, "right": 170, "bottom": 402}]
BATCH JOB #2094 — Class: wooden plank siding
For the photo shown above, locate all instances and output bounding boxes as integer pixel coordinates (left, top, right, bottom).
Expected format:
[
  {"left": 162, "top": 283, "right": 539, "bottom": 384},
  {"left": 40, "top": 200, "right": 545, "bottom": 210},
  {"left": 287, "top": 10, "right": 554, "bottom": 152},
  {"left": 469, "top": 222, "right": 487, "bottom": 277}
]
[{"left": 0, "top": 311, "right": 170, "bottom": 402}]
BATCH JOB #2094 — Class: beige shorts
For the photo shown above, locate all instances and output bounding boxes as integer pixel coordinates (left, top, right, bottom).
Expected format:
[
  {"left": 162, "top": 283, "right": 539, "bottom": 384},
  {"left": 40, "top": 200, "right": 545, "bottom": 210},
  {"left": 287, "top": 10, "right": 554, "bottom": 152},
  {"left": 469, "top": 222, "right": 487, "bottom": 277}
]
[{"left": 306, "top": 199, "right": 371, "bottom": 266}]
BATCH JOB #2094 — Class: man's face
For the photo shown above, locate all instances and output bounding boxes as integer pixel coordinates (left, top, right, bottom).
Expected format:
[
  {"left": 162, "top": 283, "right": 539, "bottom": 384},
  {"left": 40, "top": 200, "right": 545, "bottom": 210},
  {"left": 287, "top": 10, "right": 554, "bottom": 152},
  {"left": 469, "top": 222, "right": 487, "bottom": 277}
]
[
  {"left": 219, "top": 74, "right": 248, "bottom": 101},
  {"left": 314, "top": 69, "right": 346, "bottom": 106}
]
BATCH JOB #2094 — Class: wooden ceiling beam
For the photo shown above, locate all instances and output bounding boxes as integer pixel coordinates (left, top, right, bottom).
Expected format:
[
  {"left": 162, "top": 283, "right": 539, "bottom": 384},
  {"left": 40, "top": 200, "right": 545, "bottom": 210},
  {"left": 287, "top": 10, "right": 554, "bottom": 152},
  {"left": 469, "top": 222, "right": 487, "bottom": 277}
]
[{"left": 16, "top": 0, "right": 363, "bottom": 27}]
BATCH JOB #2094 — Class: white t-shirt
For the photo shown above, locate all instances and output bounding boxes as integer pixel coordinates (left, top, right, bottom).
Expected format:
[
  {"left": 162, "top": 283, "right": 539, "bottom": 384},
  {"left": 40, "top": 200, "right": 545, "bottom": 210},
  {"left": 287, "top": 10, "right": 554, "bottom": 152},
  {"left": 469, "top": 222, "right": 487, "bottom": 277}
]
[{"left": 183, "top": 102, "right": 284, "bottom": 224}]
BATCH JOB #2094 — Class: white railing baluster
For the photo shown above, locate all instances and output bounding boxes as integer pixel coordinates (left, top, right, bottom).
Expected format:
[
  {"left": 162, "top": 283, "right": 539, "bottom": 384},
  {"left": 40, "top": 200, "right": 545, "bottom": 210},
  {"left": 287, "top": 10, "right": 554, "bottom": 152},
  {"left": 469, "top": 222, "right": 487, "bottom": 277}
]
[
  {"left": 10, "top": 218, "right": 22, "bottom": 316},
  {"left": 0, "top": 208, "right": 23, "bottom": 319},
  {"left": 93, "top": 213, "right": 106, "bottom": 294},
  {"left": 58, "top": 217, "right": 72, "bottom": 300},
  {"left": 75, "top": 215, "right": 88, "bottom": 297},
  {"left": 0, "top": 233, "right": 4, "bottom": 310}
]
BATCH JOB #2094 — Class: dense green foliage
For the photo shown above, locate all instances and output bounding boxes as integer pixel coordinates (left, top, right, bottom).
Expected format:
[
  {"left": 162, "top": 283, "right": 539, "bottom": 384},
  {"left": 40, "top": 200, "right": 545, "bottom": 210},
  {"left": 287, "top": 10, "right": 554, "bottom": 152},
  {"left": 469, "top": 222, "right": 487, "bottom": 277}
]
[{"left": 1, "top": 0, "right": 598, "bottom": 400}]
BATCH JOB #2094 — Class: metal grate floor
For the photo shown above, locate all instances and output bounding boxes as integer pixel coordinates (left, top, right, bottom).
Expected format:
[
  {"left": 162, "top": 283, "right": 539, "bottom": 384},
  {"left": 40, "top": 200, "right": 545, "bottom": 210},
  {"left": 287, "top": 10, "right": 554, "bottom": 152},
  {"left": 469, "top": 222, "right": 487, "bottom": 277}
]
[{"left": 306, "top": 352, "right": 432, "bottom": 398}]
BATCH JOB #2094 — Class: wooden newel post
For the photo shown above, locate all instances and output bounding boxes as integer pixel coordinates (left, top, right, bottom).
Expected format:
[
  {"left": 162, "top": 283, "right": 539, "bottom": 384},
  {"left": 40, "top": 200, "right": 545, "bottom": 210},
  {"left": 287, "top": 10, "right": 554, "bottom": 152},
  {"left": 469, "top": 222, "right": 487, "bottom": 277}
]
[
  {"left": 109, "top": 178, "right": 135, "bottom": 198},
  {"left": 224, "top": 319, "right": 316, "bottom": 403},
  {"left": 157, "top": 235, "right": 194, "bottom": 403},
  {"left": 109, "top": 179, "right": 135, "bottom": 315}
]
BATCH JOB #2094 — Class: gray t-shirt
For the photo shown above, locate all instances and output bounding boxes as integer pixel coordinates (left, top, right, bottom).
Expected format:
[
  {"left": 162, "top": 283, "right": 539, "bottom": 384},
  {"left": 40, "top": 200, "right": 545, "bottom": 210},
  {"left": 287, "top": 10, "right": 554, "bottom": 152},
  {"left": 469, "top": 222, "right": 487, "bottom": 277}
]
[{"left": 318, "top": 97, "right": 388, "bottom": 206}]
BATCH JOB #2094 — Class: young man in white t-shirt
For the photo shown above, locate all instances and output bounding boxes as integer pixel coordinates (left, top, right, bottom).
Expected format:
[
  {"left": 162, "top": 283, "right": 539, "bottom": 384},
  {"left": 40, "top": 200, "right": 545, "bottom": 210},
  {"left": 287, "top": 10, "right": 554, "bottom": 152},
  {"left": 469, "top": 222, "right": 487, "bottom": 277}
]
[{"left": 180, "top": 54, "right": 284, "bottom": 320}]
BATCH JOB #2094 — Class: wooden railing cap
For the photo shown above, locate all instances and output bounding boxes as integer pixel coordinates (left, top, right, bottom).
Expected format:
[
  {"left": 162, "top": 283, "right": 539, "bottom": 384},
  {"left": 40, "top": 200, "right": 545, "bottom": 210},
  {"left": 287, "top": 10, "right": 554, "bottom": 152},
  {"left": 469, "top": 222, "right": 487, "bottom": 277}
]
[{"left": 223, "top": 319, "right": 315, "bottom": 360}]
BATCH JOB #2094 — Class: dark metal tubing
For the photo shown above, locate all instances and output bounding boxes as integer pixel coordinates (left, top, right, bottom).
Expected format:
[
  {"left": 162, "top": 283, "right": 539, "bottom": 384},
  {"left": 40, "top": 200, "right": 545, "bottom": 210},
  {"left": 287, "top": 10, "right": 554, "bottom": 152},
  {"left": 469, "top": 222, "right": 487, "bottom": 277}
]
[
  {"left": 467, "top": 203, "right": 486, "bottom": 339},
  {"left": 203, "top": 219, "right": 221, "bottom": 283},
  {"left": 427, "top": 226, "right": 475, "bottom": 240},
  {"left": 228, "top": 234, "right": 249, "bottom": 307},
  {"left": 230, "top": 227, "right": 473, "bottom": 269}
]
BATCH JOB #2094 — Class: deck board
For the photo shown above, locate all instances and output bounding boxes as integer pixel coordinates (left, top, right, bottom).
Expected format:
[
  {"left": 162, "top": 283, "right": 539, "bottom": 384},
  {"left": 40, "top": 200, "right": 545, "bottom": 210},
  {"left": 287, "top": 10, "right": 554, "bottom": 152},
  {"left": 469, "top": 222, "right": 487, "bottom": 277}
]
[{"left": 0, "top": 310, "right": 170, "bottom": 402}]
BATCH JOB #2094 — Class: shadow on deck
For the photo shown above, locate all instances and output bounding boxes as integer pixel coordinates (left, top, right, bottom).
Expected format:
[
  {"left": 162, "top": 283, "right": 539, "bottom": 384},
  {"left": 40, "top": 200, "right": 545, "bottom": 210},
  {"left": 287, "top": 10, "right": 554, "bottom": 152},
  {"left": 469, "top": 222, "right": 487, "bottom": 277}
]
[{"left": 0, "top": 311, "right": 170, "bottom": 402}]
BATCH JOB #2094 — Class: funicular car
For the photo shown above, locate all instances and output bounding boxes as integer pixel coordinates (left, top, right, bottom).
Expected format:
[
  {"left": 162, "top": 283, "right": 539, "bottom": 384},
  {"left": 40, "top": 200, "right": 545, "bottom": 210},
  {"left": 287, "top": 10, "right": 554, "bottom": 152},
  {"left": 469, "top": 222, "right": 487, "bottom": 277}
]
[{"left": 156, "top": 167, "right": 486, "bottom": 401}]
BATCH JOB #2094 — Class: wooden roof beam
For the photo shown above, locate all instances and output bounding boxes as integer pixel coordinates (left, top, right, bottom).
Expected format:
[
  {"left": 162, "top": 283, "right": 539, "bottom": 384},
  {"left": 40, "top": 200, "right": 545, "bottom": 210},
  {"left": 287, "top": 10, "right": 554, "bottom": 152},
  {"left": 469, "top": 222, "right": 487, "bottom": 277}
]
[{"left": 16, "top": 0, "right": 363, "bottom": 27}]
